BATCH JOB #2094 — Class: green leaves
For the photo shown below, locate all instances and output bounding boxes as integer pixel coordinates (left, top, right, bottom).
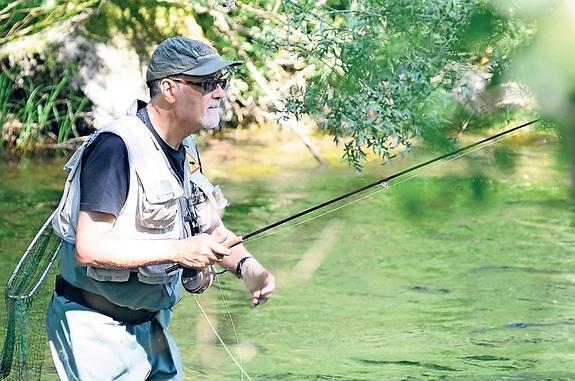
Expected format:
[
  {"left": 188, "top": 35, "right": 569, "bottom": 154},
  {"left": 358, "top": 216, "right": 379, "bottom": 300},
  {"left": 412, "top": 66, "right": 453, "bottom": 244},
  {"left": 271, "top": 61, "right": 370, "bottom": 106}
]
[
  {"left": 0, "top": 0, "right": 101, "bottom": 45},
  {"left": 272, "top": 0, "right": 533, "bottom": 169},
  {"left": 0, "top": 0, "right": 538, "bottom": 162}
]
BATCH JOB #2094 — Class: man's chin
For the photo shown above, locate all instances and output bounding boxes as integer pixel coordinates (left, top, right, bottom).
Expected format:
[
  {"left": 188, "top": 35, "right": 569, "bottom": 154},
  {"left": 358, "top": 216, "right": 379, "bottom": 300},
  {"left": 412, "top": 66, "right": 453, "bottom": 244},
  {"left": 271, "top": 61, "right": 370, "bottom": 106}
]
[{"left": 201, "top": 117, "right": 221, "bottom": 131}]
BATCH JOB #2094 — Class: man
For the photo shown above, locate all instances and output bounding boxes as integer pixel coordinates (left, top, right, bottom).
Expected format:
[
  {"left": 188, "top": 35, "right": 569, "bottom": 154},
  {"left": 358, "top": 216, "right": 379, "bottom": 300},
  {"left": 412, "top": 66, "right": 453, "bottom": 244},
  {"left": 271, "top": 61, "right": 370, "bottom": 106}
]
[{"left": 47, "top": 36, "right": 275, "bottom": 380}]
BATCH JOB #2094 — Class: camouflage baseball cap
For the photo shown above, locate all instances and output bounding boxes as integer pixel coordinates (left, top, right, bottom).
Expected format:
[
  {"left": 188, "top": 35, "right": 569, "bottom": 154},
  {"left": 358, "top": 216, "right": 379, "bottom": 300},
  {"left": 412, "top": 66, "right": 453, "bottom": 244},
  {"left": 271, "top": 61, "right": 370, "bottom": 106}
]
[{"left": 146, "top": 36, "right": 241, "bottom": 82}]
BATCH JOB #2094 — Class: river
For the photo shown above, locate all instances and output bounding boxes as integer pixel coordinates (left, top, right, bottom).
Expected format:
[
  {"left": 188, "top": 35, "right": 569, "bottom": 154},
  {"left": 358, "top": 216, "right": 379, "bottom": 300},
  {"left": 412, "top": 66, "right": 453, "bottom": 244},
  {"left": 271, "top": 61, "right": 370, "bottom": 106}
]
[{"left": 1, "top": 128, "right": 574, "bottom": 380}]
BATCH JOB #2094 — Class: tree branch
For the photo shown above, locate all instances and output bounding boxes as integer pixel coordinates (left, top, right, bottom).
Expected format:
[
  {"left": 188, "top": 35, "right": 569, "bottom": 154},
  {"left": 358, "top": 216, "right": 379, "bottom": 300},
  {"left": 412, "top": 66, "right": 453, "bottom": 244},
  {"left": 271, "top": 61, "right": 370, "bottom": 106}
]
[{"left": 211, "top": 8, "right": 324, "bottom": 165}]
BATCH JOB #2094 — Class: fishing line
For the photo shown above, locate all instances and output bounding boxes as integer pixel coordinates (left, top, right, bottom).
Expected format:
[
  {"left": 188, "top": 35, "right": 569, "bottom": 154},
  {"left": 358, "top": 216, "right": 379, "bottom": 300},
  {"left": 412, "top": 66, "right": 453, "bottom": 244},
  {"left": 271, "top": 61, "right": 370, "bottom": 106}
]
[
  {"left": 186, "top": 120, "right": 537, "bottom": 374},
  {"left": 166, "top": 119, "right": 538, "bottom": 275},
  {"left": 384, "top": 131, "right": 515, "bottom": 190},
  {"left": 246, "top": 129, "right": 519, "bottom": 244},
  {"left": 194, "top": 297, "right": 253, "bottom": 380},
  {"left": 246, "top": 184, "right": 389, "bottom": 244},
  {"left": 215, "top": 276, "right": 245, "bottom": 381}
]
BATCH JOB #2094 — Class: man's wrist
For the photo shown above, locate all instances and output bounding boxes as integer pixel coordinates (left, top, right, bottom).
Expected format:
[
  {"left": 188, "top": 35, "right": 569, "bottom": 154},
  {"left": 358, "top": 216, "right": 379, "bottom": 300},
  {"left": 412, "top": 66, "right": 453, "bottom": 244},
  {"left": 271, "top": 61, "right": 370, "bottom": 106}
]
[
  {"left": 169, "top": 239, "right": 184, "bottom": 264},
  {"left": 235, "top": 256, "right": 253, "bottom": 279}
]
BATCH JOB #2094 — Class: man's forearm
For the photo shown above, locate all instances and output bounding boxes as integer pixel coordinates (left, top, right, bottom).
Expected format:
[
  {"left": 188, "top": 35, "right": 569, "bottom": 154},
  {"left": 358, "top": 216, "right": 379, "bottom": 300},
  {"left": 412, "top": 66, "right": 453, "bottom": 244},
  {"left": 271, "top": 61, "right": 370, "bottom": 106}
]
[
  {"left": 76, "top": 232, "right": 182, "bottom": 269},
  {"left": 75, "top": 211, "right": 230, "bottom": 270}
]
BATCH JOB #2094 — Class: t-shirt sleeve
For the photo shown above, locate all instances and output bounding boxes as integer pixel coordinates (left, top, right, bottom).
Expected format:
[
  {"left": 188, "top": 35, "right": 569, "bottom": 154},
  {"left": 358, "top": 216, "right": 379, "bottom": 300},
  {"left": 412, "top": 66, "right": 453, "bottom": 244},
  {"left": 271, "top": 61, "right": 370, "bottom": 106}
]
[{"left": 80, "top": 133, "right": 130, "bottom": 217}]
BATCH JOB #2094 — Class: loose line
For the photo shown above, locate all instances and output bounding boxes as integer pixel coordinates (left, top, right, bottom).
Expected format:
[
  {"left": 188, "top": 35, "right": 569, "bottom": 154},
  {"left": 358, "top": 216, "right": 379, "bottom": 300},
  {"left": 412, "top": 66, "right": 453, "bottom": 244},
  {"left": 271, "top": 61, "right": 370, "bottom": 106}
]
[
  {"left": 194, "top": 297, "right": 253, "bottom": 381},
  {"left": 216, "top": 276, "right": 245, "bottom": 381}
]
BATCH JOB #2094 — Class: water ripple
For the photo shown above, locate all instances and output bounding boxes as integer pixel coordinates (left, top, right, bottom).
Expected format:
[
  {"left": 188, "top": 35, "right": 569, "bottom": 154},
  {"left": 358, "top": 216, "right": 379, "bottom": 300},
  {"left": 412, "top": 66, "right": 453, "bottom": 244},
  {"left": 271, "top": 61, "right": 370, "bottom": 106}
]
[{"left": 353, "top": 359, "right": 460, "bottom": 372}]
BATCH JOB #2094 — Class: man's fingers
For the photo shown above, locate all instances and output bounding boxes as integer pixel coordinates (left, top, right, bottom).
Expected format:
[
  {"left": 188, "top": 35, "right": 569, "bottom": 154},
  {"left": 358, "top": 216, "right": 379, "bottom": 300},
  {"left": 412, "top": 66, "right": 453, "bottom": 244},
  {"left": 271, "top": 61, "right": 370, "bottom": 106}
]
[
  {"left": 253, "top": 293, "right": 271, "bottom": 307},
  {"left": 251, "top": 285, "right": 273, "bottom": 307},
  {"left": 208, "top": 241, "right": 232, "bottom": 257},
  {"left": 252, "top": 294, "right": 270, "bottom": 307},
  {"left": 261, "top": 275, "right": 275, "bottom": 292},
  {"left": 258, "top": 287, "right": 273, "bottom": 301},
  {"left": 259, "top": 290, "right": 273, "bottom": 300},
  {"left": 258, "top": 274, "right": 275, "bottom": 297},
  {"left": 203, "top": 251, "right": 222, "bottom": 263},
  {"left": 251, "top": 290, "right": 261, "bottom": 308},
  {"left": 223, "top": 235, "right": 243, "bottom": 249}
]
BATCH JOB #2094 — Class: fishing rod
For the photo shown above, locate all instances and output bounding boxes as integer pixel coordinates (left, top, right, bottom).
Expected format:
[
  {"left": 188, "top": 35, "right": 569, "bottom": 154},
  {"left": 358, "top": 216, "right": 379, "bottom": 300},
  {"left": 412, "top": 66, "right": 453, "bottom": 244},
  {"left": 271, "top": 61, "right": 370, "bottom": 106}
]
[{"left": 167, "top": 118, "right": 539, "bottom": 274}]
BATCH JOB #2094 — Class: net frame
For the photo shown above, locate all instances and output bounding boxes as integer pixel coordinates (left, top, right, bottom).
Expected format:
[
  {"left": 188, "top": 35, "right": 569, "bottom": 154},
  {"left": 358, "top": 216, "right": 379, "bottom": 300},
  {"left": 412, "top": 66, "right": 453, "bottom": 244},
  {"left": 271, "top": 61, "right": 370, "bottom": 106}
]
[{"left": 1, "top": 210, "right": 61, "bottom": 380}]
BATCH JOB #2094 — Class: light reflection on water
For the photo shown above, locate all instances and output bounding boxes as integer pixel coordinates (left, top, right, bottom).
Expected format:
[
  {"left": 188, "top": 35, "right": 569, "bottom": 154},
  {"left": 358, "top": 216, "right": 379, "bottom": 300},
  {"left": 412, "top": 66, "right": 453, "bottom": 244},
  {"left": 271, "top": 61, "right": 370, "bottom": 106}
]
[{"left": 1, "top": 137, "right": 575, "bottom": 380}]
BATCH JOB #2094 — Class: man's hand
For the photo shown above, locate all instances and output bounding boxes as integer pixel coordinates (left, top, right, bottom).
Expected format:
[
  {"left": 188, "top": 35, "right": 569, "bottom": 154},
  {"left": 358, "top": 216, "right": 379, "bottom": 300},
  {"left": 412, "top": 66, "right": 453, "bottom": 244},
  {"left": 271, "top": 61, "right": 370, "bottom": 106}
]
[
  {"left": 209, "top": 225, "right": 275, "bottom": 307},
  {"left": 241, "top": 259, "right": 275, "bottom": 308},
  {"left": 175, "top": 233, "right": 231, "bottom": 269}
]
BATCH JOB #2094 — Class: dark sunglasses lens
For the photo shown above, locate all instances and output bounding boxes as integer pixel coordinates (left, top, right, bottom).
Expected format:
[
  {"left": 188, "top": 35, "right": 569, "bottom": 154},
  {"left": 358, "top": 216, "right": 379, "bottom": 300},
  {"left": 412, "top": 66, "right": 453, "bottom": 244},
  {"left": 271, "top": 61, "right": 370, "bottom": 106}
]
[
  {"left": 219, "top": 78, "right": 229, "bottom": 89},
  {"left": 203, "top": 80, "right": 216, "bottom": 92},
  {"left": 203, "top": 78, "right": 229, "bottom": 92}
]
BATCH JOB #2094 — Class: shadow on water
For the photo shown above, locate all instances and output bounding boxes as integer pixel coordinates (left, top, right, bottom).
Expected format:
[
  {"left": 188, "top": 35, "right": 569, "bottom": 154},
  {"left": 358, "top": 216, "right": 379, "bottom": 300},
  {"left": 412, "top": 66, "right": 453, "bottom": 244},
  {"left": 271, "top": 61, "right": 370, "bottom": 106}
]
[{"left": 459, "top": 355, "right": 538, "bottom": 371}]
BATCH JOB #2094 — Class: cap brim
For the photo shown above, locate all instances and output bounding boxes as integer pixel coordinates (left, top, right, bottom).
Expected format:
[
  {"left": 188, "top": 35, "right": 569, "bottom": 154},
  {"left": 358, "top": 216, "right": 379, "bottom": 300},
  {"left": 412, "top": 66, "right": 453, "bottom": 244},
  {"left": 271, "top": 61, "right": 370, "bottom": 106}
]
[{"left": 181, "top": 57, "right": 242, "bottom": 77}]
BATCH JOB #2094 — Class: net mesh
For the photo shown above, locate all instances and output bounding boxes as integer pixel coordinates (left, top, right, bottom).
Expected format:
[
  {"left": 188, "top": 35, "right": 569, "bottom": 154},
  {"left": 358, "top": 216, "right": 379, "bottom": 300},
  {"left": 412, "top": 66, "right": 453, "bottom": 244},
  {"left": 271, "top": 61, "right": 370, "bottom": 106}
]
[{"left": 0, "top": 211, "right": 61, "bottom": 380}]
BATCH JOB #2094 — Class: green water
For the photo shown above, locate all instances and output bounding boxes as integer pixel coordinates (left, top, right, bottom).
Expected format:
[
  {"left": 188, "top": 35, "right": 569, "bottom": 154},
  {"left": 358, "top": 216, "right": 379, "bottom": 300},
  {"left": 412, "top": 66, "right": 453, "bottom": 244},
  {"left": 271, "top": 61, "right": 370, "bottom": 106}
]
[{"left": 1, "top": 133, "right": 575, "bottom": 380}]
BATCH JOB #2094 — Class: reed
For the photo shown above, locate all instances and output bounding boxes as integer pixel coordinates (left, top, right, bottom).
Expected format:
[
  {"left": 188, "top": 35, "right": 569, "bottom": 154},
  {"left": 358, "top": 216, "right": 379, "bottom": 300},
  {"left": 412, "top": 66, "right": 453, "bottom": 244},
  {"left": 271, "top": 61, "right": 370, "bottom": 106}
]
[
  {"left": 0, "top": 73, "right": 10, "bottom": 134},
  {"left": 0, "top": 72, "right": 88, "bottom": 153},
  {"left": 57, "top": 95, "right": 88, "bottom": 143}
]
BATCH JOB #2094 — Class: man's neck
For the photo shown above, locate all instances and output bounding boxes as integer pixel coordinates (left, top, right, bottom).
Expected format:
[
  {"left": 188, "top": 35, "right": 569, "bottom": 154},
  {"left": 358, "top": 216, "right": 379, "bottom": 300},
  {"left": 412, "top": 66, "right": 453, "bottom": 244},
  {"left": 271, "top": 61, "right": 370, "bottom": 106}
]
[{"left": 145, "top": 103, "right": 184, "bottom": 149}]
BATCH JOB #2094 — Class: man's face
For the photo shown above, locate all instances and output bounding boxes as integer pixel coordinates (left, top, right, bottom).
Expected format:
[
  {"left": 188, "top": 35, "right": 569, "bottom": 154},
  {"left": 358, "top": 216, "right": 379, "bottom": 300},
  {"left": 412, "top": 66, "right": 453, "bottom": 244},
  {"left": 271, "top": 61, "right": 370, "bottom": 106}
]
[{"left": 171, "top": 71, "right": 227, "bottom": 133}]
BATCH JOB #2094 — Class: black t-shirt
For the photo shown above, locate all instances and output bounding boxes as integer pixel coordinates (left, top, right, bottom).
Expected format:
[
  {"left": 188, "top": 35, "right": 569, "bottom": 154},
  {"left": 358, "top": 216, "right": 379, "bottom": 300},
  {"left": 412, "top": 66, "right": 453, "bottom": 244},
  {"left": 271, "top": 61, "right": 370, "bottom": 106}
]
[{"left": 79, "top": 106, "right": 187, "bottom": 217}]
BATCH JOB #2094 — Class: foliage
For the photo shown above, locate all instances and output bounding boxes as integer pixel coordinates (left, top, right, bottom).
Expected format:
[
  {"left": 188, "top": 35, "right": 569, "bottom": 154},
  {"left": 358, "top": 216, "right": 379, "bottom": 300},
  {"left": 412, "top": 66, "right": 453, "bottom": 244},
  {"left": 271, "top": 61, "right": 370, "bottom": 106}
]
[
  {"left": 82, "top": 0, "right": 197, "bottom": 60},
  {"left": 0, "top": 0, "right": 102, "bottom": 152},
  {"left": 0, "top": 0, "right": 235, "bottom": 152},
  {"left": 0, "top": 0, "right": 101, "bottom": 45},
  {"left": 0, "top": 0, "right": 541, "bottom": 165},
  {"left": 0, "top": 74, "right": 9, "bottom": 131},
  {"left": 257, "top": 0, "right": 537, "bottom": 169}
]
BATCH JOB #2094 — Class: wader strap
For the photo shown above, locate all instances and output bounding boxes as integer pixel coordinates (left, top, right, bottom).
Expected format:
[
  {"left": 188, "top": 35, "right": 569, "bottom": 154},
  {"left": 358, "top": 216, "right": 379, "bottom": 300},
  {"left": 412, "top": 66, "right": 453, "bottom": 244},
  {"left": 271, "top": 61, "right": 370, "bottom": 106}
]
[{"left": 55, "top": 275, "right": 158, "bottom": 325}]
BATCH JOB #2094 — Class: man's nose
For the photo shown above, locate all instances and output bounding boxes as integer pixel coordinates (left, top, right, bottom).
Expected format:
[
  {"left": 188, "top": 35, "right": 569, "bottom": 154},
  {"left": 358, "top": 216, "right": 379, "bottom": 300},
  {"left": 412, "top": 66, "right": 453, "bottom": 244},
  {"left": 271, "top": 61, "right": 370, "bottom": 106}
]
[{"left": 211, "top": 83, "right": 225, "bottom": 99}]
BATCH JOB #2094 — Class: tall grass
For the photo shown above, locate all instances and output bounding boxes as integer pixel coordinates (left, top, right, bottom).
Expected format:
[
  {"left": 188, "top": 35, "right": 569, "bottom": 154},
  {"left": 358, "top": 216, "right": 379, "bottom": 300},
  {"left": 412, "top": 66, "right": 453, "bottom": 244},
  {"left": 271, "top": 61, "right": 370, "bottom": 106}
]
[
  {"left": 18, "top": 75, "right": 67, "bottom": 150},
  {"left": 57, "top": 95, "right": 88, "bottom": 144},
  {"left": 0, "top": 72, "right": 12, "bottom": 126},
  {"left": 0, "top": 72, "right": 89, "bottom": 153}
]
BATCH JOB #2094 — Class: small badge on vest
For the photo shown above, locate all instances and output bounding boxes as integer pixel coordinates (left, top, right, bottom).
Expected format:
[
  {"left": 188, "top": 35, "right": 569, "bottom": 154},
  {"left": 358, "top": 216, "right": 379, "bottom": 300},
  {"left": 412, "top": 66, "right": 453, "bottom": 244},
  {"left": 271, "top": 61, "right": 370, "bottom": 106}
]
[{"left": 187, "top": 153, "right": 201, "bottom": 174}]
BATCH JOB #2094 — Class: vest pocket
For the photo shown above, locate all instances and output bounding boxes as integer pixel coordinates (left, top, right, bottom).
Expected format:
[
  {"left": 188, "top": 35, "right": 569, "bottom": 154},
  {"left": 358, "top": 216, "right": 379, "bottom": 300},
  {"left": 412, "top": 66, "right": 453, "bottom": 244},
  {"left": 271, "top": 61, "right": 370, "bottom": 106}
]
[
  {"left": 137, "top": 190, "right": 178, "bottom": 231},
  {"left": 87, "top": 267, "right": 131, "bottom": 282},
  {"left": 136, "top": 175, "right": 183, "bottom": 232}
]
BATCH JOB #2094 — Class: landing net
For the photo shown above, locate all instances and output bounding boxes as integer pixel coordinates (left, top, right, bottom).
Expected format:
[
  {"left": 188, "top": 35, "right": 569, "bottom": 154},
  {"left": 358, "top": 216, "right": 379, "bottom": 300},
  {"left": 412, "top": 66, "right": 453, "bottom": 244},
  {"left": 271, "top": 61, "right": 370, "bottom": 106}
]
[{"left": 0, "top": 211, "right": 61, "bottom": 380}]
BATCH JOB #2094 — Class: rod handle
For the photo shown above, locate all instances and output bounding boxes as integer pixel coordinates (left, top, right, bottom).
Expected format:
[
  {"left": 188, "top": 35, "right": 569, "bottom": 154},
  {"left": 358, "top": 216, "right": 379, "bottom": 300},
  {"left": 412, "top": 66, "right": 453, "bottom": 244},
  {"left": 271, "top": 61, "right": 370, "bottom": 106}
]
[{"left": 165, "top": 235, "right": 244, "bottom": 273}]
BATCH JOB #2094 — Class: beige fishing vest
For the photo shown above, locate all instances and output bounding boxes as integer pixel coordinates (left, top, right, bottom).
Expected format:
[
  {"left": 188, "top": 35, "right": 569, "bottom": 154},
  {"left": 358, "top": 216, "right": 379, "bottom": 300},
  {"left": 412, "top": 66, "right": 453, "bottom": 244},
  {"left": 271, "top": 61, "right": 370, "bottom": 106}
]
[{"left": 52, "top": 115, "right": 228, "bottom": 285}]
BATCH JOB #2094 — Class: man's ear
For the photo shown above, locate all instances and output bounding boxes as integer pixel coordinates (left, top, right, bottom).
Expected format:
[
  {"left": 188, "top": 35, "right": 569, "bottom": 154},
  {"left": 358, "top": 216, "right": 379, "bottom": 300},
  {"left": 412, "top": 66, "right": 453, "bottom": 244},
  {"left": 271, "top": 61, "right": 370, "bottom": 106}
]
[{"left": 160, "top": 79, "right": 179, "bottom": 104}]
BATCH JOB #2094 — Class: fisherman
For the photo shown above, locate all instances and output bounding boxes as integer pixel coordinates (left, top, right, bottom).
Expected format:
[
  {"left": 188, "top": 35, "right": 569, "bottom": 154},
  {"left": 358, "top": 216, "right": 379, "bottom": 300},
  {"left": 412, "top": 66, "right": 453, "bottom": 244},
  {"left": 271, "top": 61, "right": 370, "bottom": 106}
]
[{"left": 46, "top": 36, "right": 275, "bottom": 380}]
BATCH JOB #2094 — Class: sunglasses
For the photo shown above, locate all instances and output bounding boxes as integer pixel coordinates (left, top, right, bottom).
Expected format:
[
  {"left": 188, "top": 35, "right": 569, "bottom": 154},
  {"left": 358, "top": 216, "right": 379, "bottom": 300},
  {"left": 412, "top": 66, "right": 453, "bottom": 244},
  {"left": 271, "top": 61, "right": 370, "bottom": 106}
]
[{"left": 170, "top": 76, "right": 229, "bottom": 93}]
